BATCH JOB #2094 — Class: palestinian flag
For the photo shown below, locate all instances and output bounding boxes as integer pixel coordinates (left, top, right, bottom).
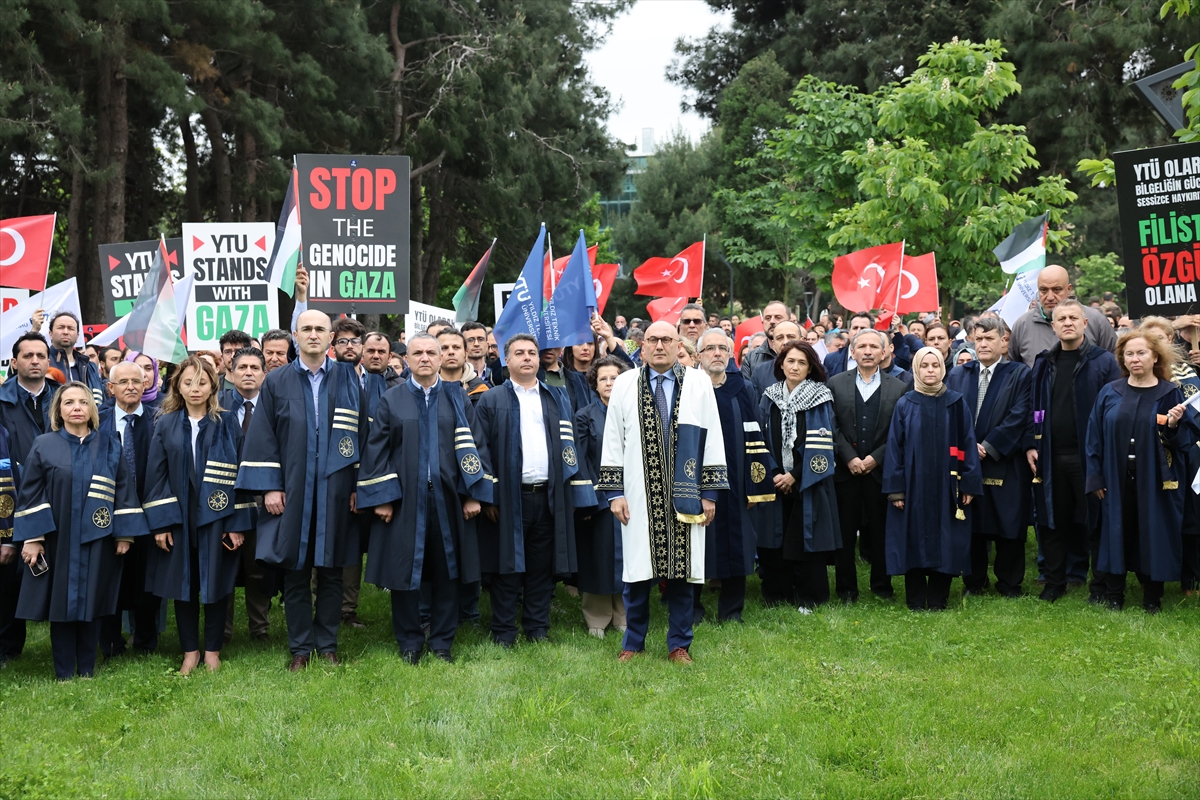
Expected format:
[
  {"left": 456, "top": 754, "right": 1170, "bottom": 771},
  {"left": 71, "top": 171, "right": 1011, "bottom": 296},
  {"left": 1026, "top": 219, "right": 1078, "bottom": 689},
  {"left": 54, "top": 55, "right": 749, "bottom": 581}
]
[
  {"left": 266, "top": 165, "right": 301, "bottom": 296},
  {"left": 453, "top": 239, "right": 495, "bottom": 323},
  {"left": 994, "top": 212, "right": 1048, "bottom": 275},
  {"left": 124, "top": 236, "right": 188, "bottom": 363}
]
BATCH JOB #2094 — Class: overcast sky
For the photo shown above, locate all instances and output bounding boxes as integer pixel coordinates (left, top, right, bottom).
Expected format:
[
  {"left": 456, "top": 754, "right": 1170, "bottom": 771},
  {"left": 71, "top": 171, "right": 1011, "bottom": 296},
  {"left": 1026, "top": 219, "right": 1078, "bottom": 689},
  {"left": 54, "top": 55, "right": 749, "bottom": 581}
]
[{"left": 586, "top": 1, "right": 730, "bottom": 151}]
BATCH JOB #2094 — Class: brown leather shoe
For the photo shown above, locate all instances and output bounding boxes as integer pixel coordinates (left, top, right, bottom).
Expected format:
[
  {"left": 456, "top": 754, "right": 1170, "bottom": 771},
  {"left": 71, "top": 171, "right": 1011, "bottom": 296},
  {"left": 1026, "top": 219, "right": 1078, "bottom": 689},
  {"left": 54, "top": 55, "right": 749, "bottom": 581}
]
[
  {"left": 288, "top": 654, "right": 309, "bottom": 672},
  {"left": 667, "top": 647, "right": 693, "bottom": 665},
  {"left": 617, "top": 649, "right": 641, "bottom": 663},
  {"left": 319, "top": 652, "right": 341, "bottom": 666}
]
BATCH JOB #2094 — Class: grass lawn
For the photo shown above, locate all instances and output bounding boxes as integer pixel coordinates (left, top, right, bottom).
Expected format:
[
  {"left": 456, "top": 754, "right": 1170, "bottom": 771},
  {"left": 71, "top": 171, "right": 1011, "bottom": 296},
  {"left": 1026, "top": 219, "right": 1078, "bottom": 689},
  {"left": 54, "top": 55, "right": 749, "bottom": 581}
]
[{"left": 0, "top": 553, "right": 1196, "bottom": 798}]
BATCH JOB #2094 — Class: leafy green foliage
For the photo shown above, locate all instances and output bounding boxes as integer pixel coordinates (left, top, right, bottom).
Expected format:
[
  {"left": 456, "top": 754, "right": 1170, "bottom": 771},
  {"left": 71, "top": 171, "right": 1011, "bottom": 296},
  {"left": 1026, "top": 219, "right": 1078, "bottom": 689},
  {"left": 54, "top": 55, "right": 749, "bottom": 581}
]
[{"left": 1073, "top": 251, "right": 1127, "bottom": 300}]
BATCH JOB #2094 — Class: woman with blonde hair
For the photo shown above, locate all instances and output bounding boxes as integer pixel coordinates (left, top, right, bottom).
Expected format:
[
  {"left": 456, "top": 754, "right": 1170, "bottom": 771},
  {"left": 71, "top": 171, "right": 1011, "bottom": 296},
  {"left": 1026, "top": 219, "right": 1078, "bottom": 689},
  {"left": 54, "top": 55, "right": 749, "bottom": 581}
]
[
  {"left": 1085, "top": 331, "right": 1191, "bottom": 612},
  {"left": 143, "top": 356, "right": 252, "bottom": 673},
  {"left": 14, "top": 382, "right": 148, "bottom": 680}
]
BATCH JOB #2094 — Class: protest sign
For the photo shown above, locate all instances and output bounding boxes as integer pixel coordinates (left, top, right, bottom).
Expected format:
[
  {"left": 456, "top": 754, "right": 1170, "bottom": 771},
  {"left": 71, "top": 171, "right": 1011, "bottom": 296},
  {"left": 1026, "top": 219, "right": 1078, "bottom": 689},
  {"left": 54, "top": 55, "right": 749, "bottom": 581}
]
[
  {"left": 403, "top": 301, "right": 455, "bottom": 336},
  {"left": 296, "top": 154, "right": 410, "bottom": 315},
  {"left": 96, "top": 238, "right": 183, "bottom": 323},
  {"left": 493, "top": 282, "right": 515, "bottom": 322},
  {"left": 182, "top": 222, "right": 277, "bottom": 350}
]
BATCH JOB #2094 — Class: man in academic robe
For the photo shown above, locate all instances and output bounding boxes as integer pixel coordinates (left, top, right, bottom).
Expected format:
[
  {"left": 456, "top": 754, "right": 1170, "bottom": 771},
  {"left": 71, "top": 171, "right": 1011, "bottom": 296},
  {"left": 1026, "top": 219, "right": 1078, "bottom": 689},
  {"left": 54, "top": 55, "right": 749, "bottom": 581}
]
[
  {"left": 695, "top": 329, "right": 776, "bottom": 623},
  {"left": 474, "top": 333, "right": 595, "bottom": 646},
  {"left": 356, "top": 333, "right": 492, "bottom": 663},
  {"left": 0, "top": 333, "right": 61, "bottom": 664},
  {"left": 946, "top": 317, "right": 1033, "bottom": 597},
  {"left": 828, "top": 329, "right": 908, "bottom": 603},
  {"left": 1027, "top": 300, "right": 1121, "bottom": 602},
  {"left": 43, "top": 311, "right": 103, "bottom": 404},
  {"left": 235, "top": 310, "right": 379, "bottom": 671},
  {"left": 96, "top": 361, "right": 162, "bottom": 656},
  {"left": 219, "top": 347, "right": 273, "bottom": 643},
  {"left": 600, "top": 321, "right": 728, "bottom": 664}
]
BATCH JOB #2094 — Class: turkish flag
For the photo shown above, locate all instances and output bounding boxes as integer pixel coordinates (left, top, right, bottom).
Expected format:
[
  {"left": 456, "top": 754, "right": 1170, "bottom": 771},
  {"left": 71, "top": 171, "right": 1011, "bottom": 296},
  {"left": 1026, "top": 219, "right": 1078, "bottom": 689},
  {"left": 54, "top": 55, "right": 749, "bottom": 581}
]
[
  {"left": 896, "top": 251, "right": 939, "bottom": 313},
  {"left": 647, "top": 296, "right": 687, "bottom": 325},
  {"left": 593, "top": 263, "right": 619, "bottom": 314},
  {"left": 733, "top": 316, "right": 765, "bottom": 366},
  {"left": 0, "top": 214, "right": 55, "bottom": 291},
  {"left": 544, "top": 245, "right": 597, "bottom": 299},
  {"left": 831, "top": 242, "right": 903, "bottom": 313},
  {"left": 634, "top": 241, "right": 704, "bottom": 297}
]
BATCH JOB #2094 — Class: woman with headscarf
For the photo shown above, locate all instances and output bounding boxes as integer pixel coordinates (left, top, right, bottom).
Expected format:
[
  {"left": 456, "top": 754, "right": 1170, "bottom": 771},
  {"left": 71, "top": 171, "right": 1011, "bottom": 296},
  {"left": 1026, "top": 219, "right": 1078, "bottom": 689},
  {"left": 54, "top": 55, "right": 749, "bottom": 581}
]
[
  {"left": 882, "top": 347, "right": 983, "bottom": 611},
  {"left": 126, "top": 352, "right": 162, "bottom": 410},
  {"left": 756, "top": 341, "right": 841, "bottom": 610},
  {"left": 1085, "top": 331, "right": 1190, "bottom": 613}
]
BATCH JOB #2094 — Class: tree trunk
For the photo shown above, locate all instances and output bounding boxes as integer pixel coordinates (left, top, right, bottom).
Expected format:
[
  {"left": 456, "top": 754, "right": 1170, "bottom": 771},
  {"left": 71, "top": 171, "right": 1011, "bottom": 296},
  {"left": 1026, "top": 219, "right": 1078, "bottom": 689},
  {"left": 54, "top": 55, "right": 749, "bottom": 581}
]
[
  {"left": 360, "top": 314, "right": 381, "bottom": 333},
  {"left": 410, "top": 174, "right": 425, "bottom": 305},
  {"left": 87, "top": 31, "right": 129, "bottom": 322},
  {"left": 179, "top": 113, "right": 202, "bottom": 222},
  {"left": 419, "top": 170, "right": 448, "bottom": 305},
  {"left": 199, "top": 92, "right": 232, "bottom": 222},
  {"left": 241, "top": 127, "right": 258, "bottom": 222},
  {"left": 65, "top": 159, "right": 86, "bottom": 280}
]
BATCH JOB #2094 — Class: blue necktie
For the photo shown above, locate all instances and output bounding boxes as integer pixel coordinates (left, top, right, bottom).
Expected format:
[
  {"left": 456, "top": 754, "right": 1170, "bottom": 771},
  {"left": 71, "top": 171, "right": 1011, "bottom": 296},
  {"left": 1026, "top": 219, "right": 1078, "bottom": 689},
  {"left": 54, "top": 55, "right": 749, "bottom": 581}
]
[
  {"left": 655, "top": 375, "right": 669, "bottom": 435},
  {"left": 123, "top": 415, "right": 138, "bottom": 481}
]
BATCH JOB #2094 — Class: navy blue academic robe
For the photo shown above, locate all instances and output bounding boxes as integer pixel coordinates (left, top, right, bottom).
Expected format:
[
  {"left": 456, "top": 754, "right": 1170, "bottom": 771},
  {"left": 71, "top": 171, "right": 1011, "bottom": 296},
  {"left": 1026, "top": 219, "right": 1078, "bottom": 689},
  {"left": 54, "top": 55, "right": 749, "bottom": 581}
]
[
  {"left": 474, "top": 381, "right": 596, "bottom": 577},
  {"left": 574, "top": 399, "right": 623, "bottom": 595},
  {"left": 235, "top": 358, "right": 380, "bottom": 570},
  {"left": 1085, "top": 381, "right": 1191, "bottom": 581},
  {"left": 755, "top": 393, "right": 840, "bottom": 555},
  {"left": 13, "top": 429, "right": 149, "bottom": 622},
  {"left": 882, "top": 390, "right": 983, "bottom": 576},
  {"left": 707, "top": 370, "right": 771, "bottom": 578},
  {"left": 1027, "top": 341, "right": 1122, "bottom": 530},
  {"left": 946, "top": 360, "right": 1033, "bottom": 540},
  {"left": 49, "top": 348, "right": 104, "bottom": 405},
  {"left": 143, "top": 411, "right": 254, "bottom": 604},
  {"left": 356, "top": 380, "right": 492, "bottom": 591}
]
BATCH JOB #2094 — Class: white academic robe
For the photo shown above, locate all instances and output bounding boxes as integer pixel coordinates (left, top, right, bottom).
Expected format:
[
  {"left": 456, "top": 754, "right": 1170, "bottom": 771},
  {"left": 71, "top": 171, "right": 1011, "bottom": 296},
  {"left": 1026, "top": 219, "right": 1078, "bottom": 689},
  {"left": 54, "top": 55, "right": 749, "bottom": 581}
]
[{"left": 599, "top": 365, "right": 727, "bottom": 584}]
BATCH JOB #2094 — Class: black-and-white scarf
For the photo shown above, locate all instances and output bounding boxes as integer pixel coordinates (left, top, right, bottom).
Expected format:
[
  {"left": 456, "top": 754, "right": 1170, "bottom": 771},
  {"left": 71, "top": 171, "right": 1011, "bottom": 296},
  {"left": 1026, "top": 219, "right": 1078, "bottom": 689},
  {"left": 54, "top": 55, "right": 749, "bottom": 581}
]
[{"left": 764, "top": 380, "right": 833, "bottom": 471}]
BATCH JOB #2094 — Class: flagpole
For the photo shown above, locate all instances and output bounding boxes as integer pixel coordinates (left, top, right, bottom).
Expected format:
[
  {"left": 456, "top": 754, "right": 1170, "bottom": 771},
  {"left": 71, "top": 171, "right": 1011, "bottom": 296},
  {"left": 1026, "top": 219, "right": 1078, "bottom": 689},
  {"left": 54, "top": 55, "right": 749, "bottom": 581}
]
[
  {"left": 893, "top": 239, "right": 905, "bottom": 316},
  {"left": 42, "top": 212, "right": 56, "bottom": 296},
  {"left": 699, "top": 233, "right": 706, "bottom": 302},
  {"left": 547, "top": 230, "right": 555, "bottom": 296}
]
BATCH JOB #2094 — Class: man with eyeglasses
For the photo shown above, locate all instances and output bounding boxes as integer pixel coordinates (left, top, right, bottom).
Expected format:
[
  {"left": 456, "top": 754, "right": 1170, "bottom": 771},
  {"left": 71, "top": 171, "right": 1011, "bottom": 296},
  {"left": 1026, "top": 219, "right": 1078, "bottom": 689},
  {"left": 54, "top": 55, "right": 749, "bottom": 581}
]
[
  {"left": 600, "top": 321, "right": 728, "bottom": 664},
  {"left": 695, "top": 328, "right": 775, "bottom": 624},
  {"left": 678, "top": 304, "right": 707, "bottom": 345},
  {"left": 219, "top": 329, "right": 253, "bottom": 393},
  {"left": 461, "top": 321, "right": 491, "bottom": 385},
  {"left": 332, "top": 318, "right": 367, "bottom": 392},
  {"left": 741, "top": 301, "right": 790, "bottom": 381}
]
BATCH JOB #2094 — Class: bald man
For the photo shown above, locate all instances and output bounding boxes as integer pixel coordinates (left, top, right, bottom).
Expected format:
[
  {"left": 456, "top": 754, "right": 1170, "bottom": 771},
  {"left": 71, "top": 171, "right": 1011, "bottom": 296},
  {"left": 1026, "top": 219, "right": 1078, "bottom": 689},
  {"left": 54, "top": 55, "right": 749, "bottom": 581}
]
[
  {"left": 236, "top": 309, "right": 382, "bottom": 671},
  {"left": 749, "top": 320, "right": 803, "bottom": 396},
  {"left": 1008, "top": 265, "right": 1117, "bottom": 367}
]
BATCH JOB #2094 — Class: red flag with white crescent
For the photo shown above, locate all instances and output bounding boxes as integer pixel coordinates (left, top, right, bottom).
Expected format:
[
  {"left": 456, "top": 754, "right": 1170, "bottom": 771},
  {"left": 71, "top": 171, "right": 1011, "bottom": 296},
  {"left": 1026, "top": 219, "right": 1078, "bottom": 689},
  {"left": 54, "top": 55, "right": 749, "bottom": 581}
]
[
  {"left": 633, "top": 241, "right": 704, "bottom": 297},
  {"left": 0, "top": 214, "right": 55, "bottom": 291},
  {"left": 646, "top": 296, "right": 687, "bottom": 325}
]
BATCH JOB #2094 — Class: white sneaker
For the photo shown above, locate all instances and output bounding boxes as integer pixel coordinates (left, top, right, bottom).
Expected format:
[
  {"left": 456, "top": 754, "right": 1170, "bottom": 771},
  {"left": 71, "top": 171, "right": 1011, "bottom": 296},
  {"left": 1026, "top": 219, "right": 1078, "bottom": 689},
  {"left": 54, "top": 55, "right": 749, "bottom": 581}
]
[{"left": 588, "top": 627, "right": 606, "bottom": 639}]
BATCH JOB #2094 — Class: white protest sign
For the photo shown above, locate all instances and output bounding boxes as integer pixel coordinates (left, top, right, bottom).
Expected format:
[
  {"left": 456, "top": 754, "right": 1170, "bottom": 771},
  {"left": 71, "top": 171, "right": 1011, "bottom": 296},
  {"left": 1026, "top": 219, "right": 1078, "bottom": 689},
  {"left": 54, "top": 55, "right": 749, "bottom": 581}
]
[
  {"left": 403, "top": 301, "right": 456, "bottom": 335},
  {"left": 182, "top": 222, "right": 278, "bottom": 350}
]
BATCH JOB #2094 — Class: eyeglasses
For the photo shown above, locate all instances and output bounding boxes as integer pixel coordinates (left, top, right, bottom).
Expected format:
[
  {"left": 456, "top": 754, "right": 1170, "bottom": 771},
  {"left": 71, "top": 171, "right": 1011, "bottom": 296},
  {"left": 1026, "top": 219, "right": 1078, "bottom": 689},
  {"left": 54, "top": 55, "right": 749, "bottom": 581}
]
[
  {"left": 645, "top": 336, "right": 677, "bottom": 346},
  {"left": 111, "top": 379, "right": 143, "bottom": 388},
  {"left": 680, "top": 317, "right": 704, "bottom": 325},
  {"left": 335, "top": 338, "right": 363, "bottom": 347},
  {"left": 700, "top": 344, "right": 730, "bottom": 353}
]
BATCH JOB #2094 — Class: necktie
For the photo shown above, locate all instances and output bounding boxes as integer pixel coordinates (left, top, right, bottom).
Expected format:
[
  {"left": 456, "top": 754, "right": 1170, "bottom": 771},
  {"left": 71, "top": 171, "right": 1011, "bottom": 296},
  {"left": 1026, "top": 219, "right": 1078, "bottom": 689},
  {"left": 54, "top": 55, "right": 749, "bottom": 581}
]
[
  {"left": 242, "top": 400, "right": 254, "bottom": 436},
  {"left": 975, "top": 367, "right": 990, "bottom": 421},
  {"left": 655, "top": 375, "right": 669, "bottom": 435},
  {"left": 123, "top": 415, "right": 138, "bottom": 480}
]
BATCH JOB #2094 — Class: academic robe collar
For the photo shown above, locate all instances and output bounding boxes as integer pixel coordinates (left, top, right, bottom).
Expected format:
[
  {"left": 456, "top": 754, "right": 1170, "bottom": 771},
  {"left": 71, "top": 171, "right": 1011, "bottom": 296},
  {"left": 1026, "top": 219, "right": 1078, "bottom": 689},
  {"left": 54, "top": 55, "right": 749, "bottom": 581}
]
[
  {"left": 292, "top": 354, "right": 333, "bottom": 376},
  {"left": 1110, "top": 377, "right": 1178, "bottom": 403}
]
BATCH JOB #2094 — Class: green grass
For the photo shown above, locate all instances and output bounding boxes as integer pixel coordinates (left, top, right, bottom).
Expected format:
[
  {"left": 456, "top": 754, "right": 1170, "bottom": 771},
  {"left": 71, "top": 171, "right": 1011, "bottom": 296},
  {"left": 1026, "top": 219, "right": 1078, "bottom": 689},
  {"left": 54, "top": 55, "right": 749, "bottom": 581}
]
[{"left": 0, "top": 553, "right": 1196, "bottom": 798}]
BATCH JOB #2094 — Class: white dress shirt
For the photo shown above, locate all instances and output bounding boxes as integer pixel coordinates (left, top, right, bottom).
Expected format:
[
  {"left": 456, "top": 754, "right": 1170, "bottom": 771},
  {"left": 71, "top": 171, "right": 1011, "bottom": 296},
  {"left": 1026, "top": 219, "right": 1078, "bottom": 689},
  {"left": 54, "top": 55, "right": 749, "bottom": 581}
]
[
  {"left": 235, "top": 393, "right": 259, "bottom": 426},
  {"left": 514, "top": 382, "right": 549, "bottom": 483},
  {"left": 114, "top": 403, "right": 144, "bottom": 446},
  {"left": 855, "top": 368, "right": 881, "bottom": 402}
]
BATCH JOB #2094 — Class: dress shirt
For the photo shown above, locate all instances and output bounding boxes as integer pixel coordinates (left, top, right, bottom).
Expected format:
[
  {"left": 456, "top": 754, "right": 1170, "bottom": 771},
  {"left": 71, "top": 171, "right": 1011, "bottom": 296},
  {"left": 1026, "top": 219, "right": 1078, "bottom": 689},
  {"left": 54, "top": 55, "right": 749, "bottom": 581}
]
[
  {"left": 296, "top": 356, "right": 331, "bottom": 419},
  {"left": 188, "top": 416, "right": 203, "bottom": 464},
  {"left": 235, "top": 393, "right": 259, "bottom": 427},
  {"left": 409, "top": 376, "right": 439, "bottom": 481},
  {"left": 514, "top": 381, "right": 550, "bottom": 483},
  {"left": 648, "top": 366, "right": 677, "bottom": 426},
  {"left": 114, "top": 404, "right": 144, "bottom": 446},
  {"left": 855, "top": 368, "right": 881, "bottom": 402}
]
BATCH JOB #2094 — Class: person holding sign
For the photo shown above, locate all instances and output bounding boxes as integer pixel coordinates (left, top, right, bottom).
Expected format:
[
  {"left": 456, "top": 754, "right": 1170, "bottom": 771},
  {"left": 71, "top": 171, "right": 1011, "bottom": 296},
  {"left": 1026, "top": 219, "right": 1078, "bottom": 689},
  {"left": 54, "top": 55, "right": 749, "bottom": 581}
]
[
  {"left": 1085, "top": 332, "right": 1191, "bottom": 613},
  {"left": 235, "top": 310, "right": 378, "bottom": 671}
]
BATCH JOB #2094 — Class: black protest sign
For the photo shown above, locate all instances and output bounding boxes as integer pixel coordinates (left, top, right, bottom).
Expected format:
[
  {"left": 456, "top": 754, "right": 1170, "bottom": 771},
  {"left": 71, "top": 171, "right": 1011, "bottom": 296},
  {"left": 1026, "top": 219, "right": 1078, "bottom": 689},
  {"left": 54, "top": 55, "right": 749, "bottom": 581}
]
[
  {"left": 96, "top": 238, "right": 183, "bottom": 323},
  {"left": 1114, "top": 141, "right": 1200, "bottom": 318},
  {"left": 296, "top": 154, "right": 410, "bottom": 315}
]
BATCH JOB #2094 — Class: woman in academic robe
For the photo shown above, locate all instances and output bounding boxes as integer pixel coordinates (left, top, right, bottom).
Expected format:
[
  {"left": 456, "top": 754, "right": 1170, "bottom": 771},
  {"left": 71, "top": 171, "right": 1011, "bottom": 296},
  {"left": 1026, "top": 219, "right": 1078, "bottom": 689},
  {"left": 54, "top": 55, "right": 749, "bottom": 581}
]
[
  {"left": 143, "top": 356, "right": 252, "bottom": 674},
  {"left": 14, "top": 382, "right": 149, "bottom": 680},
  {"left": 882, "top": 347, "right": 983, "bottom": 611},
  {"left": 574, "top": 355, "right": 630, "bottom": 637},
  {"left": 1085, "top": 331, "right": 1190, "bottom": 613},
  {"left": 756, "top": 341, "right": 841, "bottom": 611}
]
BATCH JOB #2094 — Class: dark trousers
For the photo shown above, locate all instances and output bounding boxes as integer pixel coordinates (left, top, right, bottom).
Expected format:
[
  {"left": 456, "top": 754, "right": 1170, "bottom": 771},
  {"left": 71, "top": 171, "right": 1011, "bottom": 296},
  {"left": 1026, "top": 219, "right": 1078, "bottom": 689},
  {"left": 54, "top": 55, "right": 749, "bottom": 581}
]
[
  {"left": 174, "top": 552, "right": 228, "bottom": 653},
  {"left": 904, "top": 569, "right": 953, "bottom": 610},
  {"left": 835, "top": 474, "right": 892, "bottom": 598},
  {"left": 1182, "top": 536, "right": 1200, "bottom": 591},
  {"left": 0, "top": 556, "right": 26, "bottom": 659},
  {"left": 282, "top": 520, "right": 342, "bottom": 657},
  {"left": 624, "top": 578, "right": 693, "bottom": 652},
  {"left": 50, "top": 620, "right": 100, "bottom": 680},
  {"left": 393, "top": 500, "right": 458, "bottom": 652},
  {"left": 419, "top": 579, "right": 481, "bottom": 625},
  {"left": 965, "top": 533, "right": 1026, "bottom": 597},
  {"left": 489, "top": 490, "right": 555, "bottom": 644},
  {"left": 758, "top": 547, "right": 829, "bottom": 608},
  {"left": 1040, "top": 454, "right": 1097, "bottom": 590},
  {"left": 693, "top": 575, "right": 746, "bottom": 622},
  {"left": 99, "top": 590, "right": 162, "bottom": 656},
  {"left": 225, "top": 528, "right": 273, "bottom": 641}
]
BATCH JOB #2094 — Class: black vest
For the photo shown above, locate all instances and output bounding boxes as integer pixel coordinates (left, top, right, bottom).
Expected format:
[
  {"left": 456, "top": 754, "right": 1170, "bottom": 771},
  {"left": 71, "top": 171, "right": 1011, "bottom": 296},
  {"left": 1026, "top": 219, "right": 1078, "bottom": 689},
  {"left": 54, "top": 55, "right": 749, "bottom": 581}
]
[{"left": 853, "top": 383, "right": 882, "bottom": 460}]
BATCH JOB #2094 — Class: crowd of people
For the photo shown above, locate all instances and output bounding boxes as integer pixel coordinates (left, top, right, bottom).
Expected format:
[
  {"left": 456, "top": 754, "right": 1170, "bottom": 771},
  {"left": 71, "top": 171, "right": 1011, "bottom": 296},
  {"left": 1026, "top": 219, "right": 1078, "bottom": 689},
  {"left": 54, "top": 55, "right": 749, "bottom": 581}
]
[{"left": 0, "top": 263, "right": 1196, "bottom": 680}]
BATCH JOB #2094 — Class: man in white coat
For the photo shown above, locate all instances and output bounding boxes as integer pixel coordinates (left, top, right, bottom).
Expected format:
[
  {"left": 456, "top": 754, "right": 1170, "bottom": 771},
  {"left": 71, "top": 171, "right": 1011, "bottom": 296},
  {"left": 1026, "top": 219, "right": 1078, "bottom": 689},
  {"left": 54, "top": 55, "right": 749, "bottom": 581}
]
[{"left": 599, "top": 320, "right": 728, "bottom": 664}]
